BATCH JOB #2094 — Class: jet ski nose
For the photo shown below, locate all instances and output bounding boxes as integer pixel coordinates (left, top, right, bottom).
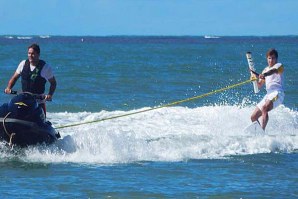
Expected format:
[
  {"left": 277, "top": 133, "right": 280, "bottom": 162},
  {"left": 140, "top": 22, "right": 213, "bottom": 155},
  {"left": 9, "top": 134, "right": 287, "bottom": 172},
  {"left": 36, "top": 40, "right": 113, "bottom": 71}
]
[{"left": 8, "top": 93, "right": 38, "bottom": 118}]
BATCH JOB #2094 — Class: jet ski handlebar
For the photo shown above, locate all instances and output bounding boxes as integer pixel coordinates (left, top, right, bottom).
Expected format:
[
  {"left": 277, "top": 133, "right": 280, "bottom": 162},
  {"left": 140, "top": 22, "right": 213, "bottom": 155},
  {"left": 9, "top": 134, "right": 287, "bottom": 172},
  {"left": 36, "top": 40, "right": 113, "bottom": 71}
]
[
  {"left": 5, "top": 90, "right": 48, "bottom": 100},
  {"left": 10, "top": 90, "right": 18, "bottom": 95}
]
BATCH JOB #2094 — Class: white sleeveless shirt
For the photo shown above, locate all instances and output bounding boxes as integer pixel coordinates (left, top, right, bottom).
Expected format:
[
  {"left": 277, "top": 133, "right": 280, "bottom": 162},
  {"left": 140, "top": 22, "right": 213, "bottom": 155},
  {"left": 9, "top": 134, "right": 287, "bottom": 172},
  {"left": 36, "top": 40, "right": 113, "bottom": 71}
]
[{"left": 262, "top": 63, "right": 284, "bottom": 93}]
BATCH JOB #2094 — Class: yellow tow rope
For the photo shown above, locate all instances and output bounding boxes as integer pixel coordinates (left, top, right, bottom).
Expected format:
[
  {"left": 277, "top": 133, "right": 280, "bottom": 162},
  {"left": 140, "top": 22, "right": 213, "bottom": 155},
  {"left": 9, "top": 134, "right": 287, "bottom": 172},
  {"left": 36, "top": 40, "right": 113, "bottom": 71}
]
[{"left": 55, "top": 78, "right": 255, "bottom": 129}]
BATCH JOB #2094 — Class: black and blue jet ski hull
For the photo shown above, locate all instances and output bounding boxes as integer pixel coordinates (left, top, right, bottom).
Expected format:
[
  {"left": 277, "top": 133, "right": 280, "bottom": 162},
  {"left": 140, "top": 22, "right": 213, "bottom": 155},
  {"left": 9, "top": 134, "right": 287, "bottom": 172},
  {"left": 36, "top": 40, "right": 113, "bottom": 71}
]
[
  {"left": 0, "top": 92, "right": 60, "bottom": 147},
  {"left": 0, "top": 118, "right": 59, "bottom": 147}
]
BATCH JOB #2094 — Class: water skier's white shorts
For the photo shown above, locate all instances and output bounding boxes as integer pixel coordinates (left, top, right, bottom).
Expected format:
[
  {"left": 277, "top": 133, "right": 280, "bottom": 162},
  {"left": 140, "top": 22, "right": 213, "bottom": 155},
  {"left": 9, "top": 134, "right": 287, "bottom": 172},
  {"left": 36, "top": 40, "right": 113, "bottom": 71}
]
[{"left": 257, "top": 90, "right": 285, "bottom": 110}]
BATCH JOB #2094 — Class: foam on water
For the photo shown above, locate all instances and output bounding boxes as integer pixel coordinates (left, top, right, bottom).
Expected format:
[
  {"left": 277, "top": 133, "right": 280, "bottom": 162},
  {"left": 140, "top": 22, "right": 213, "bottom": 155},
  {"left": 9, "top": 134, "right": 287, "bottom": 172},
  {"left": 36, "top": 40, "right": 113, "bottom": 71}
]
[{"left": 1, "top": 105, "right": 297, "bottom": 164}]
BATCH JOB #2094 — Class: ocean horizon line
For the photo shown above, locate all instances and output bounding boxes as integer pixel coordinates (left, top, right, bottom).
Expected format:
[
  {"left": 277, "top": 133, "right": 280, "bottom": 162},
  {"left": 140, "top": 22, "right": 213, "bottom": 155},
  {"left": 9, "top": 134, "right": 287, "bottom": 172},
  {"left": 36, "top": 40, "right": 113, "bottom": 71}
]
[{"left": 1, "top": 34, "right": 298, "bottom": 38}]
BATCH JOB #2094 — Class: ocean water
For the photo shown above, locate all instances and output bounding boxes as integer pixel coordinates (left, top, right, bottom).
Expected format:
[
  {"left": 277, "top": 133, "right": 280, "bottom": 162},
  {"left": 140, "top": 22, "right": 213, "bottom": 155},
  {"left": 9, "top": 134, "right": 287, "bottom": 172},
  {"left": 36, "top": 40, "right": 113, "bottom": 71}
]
[{"left": 0, "top": 35, "right": 297, "bottom": 198}]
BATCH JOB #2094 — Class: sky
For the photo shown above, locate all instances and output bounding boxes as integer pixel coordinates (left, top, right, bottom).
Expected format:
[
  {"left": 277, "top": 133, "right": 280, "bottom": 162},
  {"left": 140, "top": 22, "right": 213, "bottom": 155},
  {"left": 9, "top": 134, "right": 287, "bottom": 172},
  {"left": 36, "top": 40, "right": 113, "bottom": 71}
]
[{"left": 0, "top": 0, "right": 297, "bottom": 36}]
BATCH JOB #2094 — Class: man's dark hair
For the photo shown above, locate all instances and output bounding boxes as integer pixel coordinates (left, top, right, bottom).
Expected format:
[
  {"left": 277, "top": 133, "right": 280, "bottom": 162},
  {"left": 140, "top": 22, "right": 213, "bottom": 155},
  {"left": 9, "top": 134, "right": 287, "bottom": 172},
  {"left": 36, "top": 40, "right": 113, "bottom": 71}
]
[
  {"left": 28, "top": 43, "right": 40, "bottom": 54},
  {"left": 266, "top": 48, "right": 278, "bottom": 59}
]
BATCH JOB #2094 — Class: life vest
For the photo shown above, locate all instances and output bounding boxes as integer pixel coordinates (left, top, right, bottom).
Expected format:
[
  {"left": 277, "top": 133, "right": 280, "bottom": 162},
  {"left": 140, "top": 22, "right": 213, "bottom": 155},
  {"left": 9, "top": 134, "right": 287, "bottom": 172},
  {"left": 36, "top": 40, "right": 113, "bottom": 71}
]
[{"left": 21, "top": 59, "right": 47, "bottom": 94}]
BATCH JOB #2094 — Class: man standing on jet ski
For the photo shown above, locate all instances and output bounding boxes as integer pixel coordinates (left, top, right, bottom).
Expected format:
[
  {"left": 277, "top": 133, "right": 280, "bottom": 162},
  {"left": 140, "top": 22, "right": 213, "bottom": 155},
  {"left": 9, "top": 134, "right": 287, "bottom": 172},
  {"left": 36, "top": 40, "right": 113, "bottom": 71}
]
[{"left": 4, "top": 43, "right": 57, "bottom": 116}]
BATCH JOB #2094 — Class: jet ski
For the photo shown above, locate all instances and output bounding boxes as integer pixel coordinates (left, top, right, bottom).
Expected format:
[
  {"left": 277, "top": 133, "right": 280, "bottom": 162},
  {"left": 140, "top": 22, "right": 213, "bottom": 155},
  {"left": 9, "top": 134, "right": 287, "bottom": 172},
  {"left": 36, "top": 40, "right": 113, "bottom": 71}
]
[{"left": 0, "top": 92, "right": 60, "bottom": 147}]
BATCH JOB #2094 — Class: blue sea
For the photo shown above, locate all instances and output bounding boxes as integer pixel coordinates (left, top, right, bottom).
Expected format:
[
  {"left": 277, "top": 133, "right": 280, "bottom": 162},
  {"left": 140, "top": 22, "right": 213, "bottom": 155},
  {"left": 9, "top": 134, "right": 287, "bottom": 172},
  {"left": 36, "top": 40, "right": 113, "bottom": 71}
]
[{"left": 0, "top": 35, "right": 297, "bottom": 198}]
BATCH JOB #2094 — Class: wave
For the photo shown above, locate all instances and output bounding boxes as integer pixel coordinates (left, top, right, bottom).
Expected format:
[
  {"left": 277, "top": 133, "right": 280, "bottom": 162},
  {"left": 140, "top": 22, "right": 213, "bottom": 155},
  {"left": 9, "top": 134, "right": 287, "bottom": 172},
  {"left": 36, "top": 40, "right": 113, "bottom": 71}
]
[
  {"left": 204, "top": 35, "right": 220, "bottom": 39},
  {"left": 1, "top": 105, "right": 297, "bottom": 164},
  {"left": 39, "top": 35, "right": 50, "bottom": 39},
  {"left": 17, "top": 36, "right": 32, "bottom": 40}
]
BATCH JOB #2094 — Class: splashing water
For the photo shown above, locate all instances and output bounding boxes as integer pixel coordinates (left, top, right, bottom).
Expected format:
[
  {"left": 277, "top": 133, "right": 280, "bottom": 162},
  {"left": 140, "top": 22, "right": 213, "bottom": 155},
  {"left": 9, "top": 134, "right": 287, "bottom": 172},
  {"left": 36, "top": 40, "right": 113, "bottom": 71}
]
[{"left": 1, "top": 105, "right": 297, "bottom": 165}]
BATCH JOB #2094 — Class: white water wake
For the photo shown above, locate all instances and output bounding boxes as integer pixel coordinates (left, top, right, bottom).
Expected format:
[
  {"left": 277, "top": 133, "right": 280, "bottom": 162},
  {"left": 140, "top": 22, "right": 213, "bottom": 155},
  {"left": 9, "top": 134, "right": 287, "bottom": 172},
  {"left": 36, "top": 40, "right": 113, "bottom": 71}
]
[{"left": 1, "top": 105, "right": 297, "bottom": 164}]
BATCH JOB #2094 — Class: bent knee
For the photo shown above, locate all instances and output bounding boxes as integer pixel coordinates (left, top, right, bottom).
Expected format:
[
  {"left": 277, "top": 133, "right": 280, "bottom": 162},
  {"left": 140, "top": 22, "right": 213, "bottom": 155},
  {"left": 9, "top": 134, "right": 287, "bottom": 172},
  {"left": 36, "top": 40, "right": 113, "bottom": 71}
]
[
  {"left": 251, "top": 108, "right": 261, "bottom": 121},
  {"left": 251, "top": 115, "right": 256, "bottom": 122},
  {"left": 251, "top": 112, "right": 259, "bottom": 122}
]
